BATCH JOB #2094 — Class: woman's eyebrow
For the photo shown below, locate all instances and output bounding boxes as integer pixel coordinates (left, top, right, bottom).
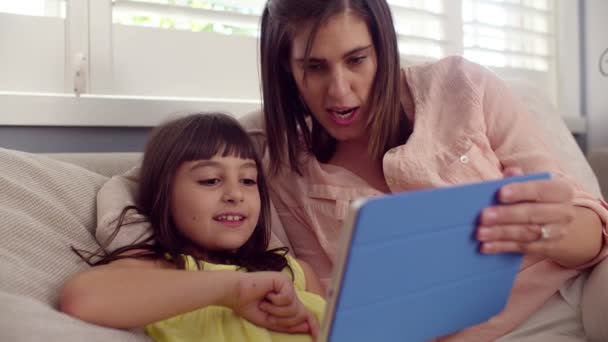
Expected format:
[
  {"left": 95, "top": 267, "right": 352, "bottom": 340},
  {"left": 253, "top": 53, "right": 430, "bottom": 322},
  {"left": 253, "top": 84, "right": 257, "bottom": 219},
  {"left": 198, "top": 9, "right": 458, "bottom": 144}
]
[
  {"left": 294, "top": 44, "right": 373, "bottom": 63},
  {"left": 340, "top": 44, "right": 373, "bottom": 58}
]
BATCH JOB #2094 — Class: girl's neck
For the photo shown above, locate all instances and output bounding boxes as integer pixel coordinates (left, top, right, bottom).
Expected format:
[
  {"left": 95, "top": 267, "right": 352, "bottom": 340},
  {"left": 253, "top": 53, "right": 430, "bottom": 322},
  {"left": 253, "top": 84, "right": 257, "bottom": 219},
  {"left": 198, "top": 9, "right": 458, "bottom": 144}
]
[
  {"left": 183, "top": 245, "right": 233, "bottom": 265},
  {"left": 329, "top": 140, "right": 391, "bottom": 193}
]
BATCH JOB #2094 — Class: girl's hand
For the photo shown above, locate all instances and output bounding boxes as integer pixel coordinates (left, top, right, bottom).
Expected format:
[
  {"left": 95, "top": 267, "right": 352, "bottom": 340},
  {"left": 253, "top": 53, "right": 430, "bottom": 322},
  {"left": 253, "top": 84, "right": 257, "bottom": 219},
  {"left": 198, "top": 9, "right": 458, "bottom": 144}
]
[
  {"left": 223, "top": 271, "right": 315, "bottom": 336},
  {"left": 477, "top": 167, "right": 575, "bottom": 257},
  {"left": 260, "top": 281, "right": 320, "bottom": 338}
]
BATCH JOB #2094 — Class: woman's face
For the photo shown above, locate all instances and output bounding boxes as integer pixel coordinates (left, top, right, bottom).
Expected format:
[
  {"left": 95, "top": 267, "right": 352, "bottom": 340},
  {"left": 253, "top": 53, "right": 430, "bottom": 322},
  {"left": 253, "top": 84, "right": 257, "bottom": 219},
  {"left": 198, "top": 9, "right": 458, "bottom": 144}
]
[{"left": 290, "top": 11, "right": 378, "bottom": 144}]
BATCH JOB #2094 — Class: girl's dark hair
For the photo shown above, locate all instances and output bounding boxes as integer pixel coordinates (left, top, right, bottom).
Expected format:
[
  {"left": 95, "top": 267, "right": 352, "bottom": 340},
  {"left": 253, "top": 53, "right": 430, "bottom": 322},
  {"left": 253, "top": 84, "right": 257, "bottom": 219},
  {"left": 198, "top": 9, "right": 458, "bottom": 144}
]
[
  {"left": 75, "top": 113, "right": 289, "bottom": 272},
  {"left": 260, "top": 0, "right": 411, "bottom": 175}
]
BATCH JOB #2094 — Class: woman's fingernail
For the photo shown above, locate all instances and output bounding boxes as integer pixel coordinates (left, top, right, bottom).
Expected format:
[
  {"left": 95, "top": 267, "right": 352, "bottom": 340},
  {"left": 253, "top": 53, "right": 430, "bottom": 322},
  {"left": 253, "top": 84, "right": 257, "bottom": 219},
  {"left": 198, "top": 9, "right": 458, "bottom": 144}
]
[
  {"left": 501, "top": 187, "right": 513, "bottom": 200},
  {"left": 484, "top": 209, "right": 497, "bottom": 223},
  {"left": 478, "top": 227, "right": 490, "bottom": 240},
  {"left": 482, "top": 243, "right": 495, "bottom": 253}
]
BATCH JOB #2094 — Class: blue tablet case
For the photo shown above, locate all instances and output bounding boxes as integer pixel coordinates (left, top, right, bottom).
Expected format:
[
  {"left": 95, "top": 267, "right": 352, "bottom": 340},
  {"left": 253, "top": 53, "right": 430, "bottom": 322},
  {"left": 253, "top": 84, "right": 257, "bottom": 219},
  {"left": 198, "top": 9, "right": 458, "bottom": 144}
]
[{"left": 325, "top": 173, "right": 550, "bottom": 342}]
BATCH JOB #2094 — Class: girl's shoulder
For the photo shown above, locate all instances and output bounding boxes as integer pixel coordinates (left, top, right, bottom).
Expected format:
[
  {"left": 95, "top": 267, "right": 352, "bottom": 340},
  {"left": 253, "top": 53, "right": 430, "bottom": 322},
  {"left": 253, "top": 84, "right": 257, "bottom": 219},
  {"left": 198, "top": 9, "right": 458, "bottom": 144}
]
[{"left": 106, "top": 250, "right": 174, "bottom": 270}]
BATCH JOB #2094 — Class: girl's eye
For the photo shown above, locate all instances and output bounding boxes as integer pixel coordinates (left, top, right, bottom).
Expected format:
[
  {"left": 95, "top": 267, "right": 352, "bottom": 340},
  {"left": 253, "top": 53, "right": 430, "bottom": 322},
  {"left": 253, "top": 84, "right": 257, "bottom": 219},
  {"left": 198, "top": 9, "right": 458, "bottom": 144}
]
[
  {"left": 241, "top": 178, "right": 257, "bottom": 186},
  {"left": 198, "top": 179, "right": 220, "bottom": 186},
  {"left": 348, "top": 56, "right": 367, "bottom": 66}
]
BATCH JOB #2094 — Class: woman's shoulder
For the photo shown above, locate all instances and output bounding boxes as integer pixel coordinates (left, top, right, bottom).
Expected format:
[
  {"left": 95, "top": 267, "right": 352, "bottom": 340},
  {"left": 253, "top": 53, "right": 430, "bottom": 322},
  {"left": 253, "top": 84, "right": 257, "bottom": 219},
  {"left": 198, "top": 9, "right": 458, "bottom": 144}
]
[
  {"left": 403, "top": 56, "right": 492, "bottom": 93},
  {"left": 238, "top": 110, "right": 267, "bottom": 156},
  {"left": 238, "top": 109, "right": 265, "bottom": 133}
]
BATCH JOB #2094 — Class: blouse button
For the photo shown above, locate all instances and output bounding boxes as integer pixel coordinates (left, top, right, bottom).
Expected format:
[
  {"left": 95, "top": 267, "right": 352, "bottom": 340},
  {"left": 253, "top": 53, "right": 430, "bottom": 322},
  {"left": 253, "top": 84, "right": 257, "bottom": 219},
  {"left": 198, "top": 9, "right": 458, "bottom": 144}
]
[{"left": 459, "top": 155, "right": 469, "bottom": 164}]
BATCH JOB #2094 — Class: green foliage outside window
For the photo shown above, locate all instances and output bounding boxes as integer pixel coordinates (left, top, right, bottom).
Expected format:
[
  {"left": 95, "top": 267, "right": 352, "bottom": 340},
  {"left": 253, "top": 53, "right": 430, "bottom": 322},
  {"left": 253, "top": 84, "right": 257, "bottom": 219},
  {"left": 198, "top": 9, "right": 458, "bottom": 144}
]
[{"left": 113, "top": 0, "right": 260, "bottom": 36}]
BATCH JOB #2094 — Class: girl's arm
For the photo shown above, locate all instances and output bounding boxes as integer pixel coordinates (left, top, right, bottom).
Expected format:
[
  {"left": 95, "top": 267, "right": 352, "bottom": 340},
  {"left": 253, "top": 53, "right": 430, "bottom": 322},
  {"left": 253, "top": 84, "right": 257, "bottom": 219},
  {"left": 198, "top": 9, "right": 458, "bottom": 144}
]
[
  {"left": 60, "top": 256, "right": 310, "bottom": 333},
  {"left": 60, "top": 257, "right": 243, "bottom": 328},
  {"left": 298, "top": 259, "right": 325, "bottom": 297}
]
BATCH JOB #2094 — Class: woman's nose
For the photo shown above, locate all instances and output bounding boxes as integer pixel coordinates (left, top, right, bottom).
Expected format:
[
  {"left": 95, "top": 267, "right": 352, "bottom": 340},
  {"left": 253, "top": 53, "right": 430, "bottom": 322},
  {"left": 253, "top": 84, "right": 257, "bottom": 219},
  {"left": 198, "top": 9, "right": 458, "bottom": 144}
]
[{"left": 327, "top": 68, "right": 350, "bottom": 99}]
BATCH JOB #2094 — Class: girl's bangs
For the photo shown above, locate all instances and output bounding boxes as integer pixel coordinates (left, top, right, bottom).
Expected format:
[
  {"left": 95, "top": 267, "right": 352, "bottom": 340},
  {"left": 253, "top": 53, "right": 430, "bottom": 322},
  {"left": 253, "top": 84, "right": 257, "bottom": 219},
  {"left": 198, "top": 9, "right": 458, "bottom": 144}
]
[{"left": 180, "top": 115, "right": 258, "bottom": 163}]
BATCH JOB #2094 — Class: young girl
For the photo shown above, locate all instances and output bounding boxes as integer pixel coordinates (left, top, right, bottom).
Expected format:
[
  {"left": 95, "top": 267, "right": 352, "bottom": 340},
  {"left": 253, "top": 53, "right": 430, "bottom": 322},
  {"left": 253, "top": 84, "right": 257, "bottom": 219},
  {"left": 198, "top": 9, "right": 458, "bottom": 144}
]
[{"left": 60, "top": 113, "right": 325, "bottom": 342}]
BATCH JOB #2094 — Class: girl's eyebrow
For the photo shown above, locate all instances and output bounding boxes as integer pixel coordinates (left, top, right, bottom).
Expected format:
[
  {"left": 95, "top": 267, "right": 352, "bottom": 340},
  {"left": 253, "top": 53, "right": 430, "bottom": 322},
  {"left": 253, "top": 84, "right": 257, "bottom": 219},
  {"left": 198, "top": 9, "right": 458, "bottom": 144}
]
[
  {"left": 189, "top": 160, "right": 257, "bottom": 171},
  {"left": 189, "top": 160, "right": 219, "bottom": 171},
  {"left": 240, "top": 162, "right": 257, "bottom": 170}
]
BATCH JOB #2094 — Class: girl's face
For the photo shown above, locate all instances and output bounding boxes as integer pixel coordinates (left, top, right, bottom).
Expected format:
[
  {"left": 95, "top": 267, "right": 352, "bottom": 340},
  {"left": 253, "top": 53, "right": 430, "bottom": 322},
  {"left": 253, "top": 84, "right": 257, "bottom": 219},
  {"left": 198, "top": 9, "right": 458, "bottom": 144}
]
[
  {"left": 290, "top": 11, "right": 378, "bottom": 145},
  {"left": 170, "top": 154, "right": 261, "bottom": 253}
]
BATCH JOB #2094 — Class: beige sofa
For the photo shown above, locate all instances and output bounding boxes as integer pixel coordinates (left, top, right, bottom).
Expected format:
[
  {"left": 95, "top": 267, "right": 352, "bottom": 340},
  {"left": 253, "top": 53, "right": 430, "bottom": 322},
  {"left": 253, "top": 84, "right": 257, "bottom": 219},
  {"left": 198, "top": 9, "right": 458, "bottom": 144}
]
[{"left": 1, "top": 91, "right": 608, "bottom": 340}]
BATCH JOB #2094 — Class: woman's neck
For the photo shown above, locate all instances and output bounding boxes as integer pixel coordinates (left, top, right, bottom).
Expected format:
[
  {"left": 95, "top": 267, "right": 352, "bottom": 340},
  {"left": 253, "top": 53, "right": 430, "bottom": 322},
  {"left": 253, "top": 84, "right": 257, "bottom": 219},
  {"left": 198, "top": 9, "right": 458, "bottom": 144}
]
[{"left": 329, "top": 140, "right": 391, "bottom": 193}]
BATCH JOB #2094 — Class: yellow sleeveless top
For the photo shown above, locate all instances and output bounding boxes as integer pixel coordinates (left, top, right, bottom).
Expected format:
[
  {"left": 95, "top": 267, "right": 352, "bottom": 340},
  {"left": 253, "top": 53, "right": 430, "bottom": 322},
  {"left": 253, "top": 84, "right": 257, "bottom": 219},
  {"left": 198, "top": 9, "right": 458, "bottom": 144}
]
[{"left": 145, "top": 255, "right": 326, "bottom": 342}]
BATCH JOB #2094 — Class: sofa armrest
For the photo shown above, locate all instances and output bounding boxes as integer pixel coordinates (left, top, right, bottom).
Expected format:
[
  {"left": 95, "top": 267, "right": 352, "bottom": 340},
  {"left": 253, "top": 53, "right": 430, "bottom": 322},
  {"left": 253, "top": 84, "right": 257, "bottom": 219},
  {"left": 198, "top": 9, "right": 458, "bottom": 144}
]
[{"left": 588, "top": 148, "right": 608, "bottom": 200}]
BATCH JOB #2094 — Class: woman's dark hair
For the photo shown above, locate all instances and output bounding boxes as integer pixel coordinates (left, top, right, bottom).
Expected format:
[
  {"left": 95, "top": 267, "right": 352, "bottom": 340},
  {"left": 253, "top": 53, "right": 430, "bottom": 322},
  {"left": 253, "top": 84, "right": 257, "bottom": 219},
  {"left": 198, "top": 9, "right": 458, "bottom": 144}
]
[
  {"left": 74, "top": 113, "right": 289, "bottom": 272},
  {"left": 260, "top": 0, "right": 411, "bottom": 175}
]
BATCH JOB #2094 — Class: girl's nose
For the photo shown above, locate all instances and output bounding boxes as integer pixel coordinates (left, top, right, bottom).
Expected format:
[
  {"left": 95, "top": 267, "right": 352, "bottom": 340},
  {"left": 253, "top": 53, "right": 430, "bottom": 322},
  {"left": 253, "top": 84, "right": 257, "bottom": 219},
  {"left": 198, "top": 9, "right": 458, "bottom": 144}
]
[{"left": 222, "top": 183, "right": 244, "bottom": 203}]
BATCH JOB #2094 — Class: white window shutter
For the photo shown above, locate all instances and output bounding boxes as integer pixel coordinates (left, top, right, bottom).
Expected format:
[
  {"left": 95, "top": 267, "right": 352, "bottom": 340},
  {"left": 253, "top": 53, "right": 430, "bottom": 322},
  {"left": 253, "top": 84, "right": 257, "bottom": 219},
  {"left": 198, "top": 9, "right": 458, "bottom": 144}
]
[
  {"left": 462, "top": 0, "right": 556, "bottom": 72},
  {"left": 388, "top": 0, "right": 450, "bottom": 60}
]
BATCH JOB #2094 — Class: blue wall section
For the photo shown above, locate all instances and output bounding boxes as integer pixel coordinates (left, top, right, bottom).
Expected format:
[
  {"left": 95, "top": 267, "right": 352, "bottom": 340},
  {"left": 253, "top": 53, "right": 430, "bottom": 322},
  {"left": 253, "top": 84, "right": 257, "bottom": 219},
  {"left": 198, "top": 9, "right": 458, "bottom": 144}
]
[{"left": 0, "top": 127, "right": 150, "bottom": 153}]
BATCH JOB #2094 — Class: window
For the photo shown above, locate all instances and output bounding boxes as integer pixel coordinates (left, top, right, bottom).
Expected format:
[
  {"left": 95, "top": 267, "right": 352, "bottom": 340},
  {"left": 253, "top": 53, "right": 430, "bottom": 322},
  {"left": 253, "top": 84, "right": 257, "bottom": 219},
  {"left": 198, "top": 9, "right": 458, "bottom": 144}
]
[
  {"left": 389, "top": 0, "right": 447, "bottom": 60},
  {"left": 0, "top": 0, "right": 66, "bottom": 17},
  {"left": 112, "top": 0, "right": 450, "bottom": 59},
  {"left": 462, "top": 0, "right": 555, "bottom": 71},
  {"left": 0, "top": 0, "right": 67, "bottom": 93},
  {"left": 112, "top": 0, "right": 264, "bottom": 36},
  {"left": 0, "top": 0, "right": 577, "bottom": 127},
  {"left": 109, "top": 0, "right": 556, "bottom": 90}
]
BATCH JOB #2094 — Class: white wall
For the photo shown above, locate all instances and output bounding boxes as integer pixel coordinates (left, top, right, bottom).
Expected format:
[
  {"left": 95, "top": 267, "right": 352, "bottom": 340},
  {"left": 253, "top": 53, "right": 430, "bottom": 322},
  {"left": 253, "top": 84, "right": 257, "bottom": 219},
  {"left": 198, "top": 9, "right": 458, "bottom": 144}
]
[
  {"left": 556, "top": 0, "right": 582, "bottom": 119},
  {"left": 583, "top": 0, "right": 608, "bottom": 149}
]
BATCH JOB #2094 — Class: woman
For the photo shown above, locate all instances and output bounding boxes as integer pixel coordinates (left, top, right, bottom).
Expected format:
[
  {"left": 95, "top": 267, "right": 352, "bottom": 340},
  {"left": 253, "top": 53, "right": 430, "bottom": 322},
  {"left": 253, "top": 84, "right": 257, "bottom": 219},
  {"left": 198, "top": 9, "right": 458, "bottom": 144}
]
[{"left": 97, "top": 1, "right": 607, "bottom": 340}]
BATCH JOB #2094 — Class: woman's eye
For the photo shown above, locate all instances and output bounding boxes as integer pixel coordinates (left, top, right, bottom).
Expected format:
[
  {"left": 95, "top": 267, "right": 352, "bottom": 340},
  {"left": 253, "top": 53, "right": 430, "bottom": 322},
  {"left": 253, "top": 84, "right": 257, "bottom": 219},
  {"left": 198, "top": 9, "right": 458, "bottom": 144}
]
[
  {"left": 306, "top": 63, "right": 324, "bottom": 72},
  {"left": 348, "top": 56, "right": 367, "bottom": 66},
  {"left": 198, "top": 179, "right": 219, "bottom": 186},
  {"left": 241, "top": 178, "right": 257, "bottom": 186}
]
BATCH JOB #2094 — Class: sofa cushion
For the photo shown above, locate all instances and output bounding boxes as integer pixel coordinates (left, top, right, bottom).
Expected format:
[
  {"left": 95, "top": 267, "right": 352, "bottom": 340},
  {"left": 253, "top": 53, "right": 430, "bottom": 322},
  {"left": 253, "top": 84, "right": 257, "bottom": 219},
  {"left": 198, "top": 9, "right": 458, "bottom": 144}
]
[
  {"left": 0, "top": 291, "right": 148, "bottom": 342},
  {"left": 0, "top": 148, "right": 150, "bottom": 341}
]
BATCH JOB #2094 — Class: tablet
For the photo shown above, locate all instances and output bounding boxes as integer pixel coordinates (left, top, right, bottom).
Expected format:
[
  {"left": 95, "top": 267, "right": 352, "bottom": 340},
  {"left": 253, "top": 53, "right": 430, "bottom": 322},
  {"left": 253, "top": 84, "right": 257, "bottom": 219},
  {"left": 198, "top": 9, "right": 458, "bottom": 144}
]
[{"left": 319, "top": 173, "right": 551, "bottom": 342}]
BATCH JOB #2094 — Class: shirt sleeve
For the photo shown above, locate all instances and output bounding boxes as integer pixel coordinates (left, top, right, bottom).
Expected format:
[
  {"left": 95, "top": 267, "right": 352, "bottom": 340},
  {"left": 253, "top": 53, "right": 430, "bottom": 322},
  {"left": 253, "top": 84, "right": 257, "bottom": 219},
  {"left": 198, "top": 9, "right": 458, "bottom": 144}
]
[{"left": 473, "top": 62, "right": 608, "bottom": 268}]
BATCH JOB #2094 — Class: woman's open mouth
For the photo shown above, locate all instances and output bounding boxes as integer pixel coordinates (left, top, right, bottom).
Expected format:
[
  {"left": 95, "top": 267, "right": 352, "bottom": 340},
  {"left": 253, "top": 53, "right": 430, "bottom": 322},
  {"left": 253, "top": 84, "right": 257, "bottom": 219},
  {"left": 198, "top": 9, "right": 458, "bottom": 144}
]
[{"left": 328, "top": 107, "right": 359, "bottom": 126}]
